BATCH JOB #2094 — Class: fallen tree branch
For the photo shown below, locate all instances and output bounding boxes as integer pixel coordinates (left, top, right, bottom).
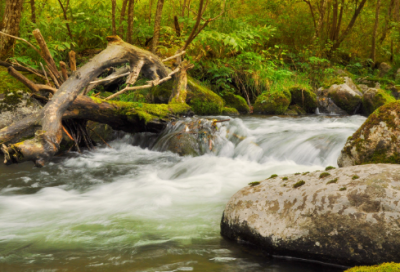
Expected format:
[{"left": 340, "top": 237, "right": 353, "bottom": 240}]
[
  {"left": 162, "top": 51, "right": 186, "bottom": 62},
  {"left": 105, "top": 67, "right": 180, "bottom": 100},
  {"left": 0, "top": 31, "right": 41, "bottom": 56},
  {"left": 0, "top": 34, "right": 170, "bottom": 166}
]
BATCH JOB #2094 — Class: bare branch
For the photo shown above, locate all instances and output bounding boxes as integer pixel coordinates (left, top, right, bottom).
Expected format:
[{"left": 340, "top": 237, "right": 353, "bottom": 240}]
[{"left": 0, "top": 31, "right": 41, "bottom": 56}]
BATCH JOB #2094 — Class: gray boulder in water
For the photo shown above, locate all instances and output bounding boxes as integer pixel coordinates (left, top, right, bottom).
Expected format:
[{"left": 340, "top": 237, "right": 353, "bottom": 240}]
[
  {"left": 221, "top": 164, "right": 400, "bottom": 266},
  {"left": 152, "top": 118, "right": 222, "bottom": 156}
]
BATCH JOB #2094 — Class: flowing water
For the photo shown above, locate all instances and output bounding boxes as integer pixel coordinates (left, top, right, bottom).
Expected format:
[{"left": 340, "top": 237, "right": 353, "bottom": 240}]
[{"left": 0, "top": 115, "right": 366, "bottom": 272}]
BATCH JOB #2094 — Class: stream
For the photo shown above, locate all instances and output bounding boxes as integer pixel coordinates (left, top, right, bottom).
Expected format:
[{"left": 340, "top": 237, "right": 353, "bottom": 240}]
[{"left": 0, "top": 115, "right": 366, "bottom": 272}]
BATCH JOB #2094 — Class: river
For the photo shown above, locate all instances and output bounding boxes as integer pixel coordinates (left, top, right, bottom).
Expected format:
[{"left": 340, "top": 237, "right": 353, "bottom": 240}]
[{"left": 0, "top": 115, "right": 366, "bottom": 271}]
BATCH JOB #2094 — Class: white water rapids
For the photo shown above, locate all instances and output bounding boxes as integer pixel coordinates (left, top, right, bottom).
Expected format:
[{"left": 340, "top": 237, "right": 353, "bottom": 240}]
[{"left": 0, "top": 115, "right": 365, "bottom": 271}]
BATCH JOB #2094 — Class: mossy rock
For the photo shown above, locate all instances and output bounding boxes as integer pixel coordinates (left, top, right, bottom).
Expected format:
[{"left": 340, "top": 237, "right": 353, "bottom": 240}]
[
  {"left": 328, "top": 83, "right": 362, "bottom": 114},
  {"left": 187, "top": 77, "right": 224, "bottom": 115},
  {"left": 289, "top": 85, "right": 317, "bottom": 113},
  {"left": 222, "top": 107, "right": 239, "bottom": 115},
  {"left": 253, "top": 89, "right": 291, "bottom": 114},
  {"left": 345, "top": 262, "right": 400, "bottom": 272},
  {"left": 362, "top": 88, "right": 396, "bottom": 116},
  {"left": 322, "top": 76, "right": 345, "bottom": 89},
  {"left": 284, "top": 105, "right": 306, "bottom": 116},
  {"left": 222, "top": 93, "right": 249, "bottom": 113},
  {"left": 148, "top": 76, "right": 224, "bottom": 115},
  {"left": 338, "top": 101, "right": 400, "bottom": 167}
]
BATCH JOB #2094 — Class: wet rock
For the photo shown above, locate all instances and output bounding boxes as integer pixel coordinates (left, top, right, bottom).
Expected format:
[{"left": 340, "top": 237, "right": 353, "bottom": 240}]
[
  {"left": 289, "top": 85, "right": 317, "bottom": 113},
  {"left": 152, "top": 118, "right": 221, "bottom": 156},
  {"left": 223, "top": 93, "right": 249, "bottom": 114},
  {"left": 378, "top": 62, "right": 392, "bottom": 77},
  {"left": 253, "top": 89, "right": 291, "bottom": 114},
  {"left": 87, "top": 121, "right": 119, "bottom": 144},
  {"left": 338, "top": 101, "right": 400, "bottom": 167},
  {"left": 362, "top": 88, "right": 396, "bottom": 116},
  {"left": 221, "top": 164, "right": 400, "bottom": 266},
  {"left": 323, "top": 79, "right": 363, "bottom": 114},
  {"left": 316, "top": 97, "right": 347, "bottom": 115}
]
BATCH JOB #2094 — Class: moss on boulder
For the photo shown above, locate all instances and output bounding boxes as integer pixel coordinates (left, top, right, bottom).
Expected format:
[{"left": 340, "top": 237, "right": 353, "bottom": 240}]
[
  {"left": 289, "top": 85, "right": 317, "bottom": 113},
  {"left": 187, "top": 77, "right": 224, "bottom": 115},
  {"left": 338, "top": 101, "right": 400, "bottom": 167},
  {"left": 253, "top": 89, "right": 291, "bottom": 114},
  {"left": 284, "top": 104, "right": 306, "bottom": 116},
  {"left": 222, "top": 107, "right": 239, "bottom": 115},
  {"left": 345, "top": 263, "right": 400, "bottom": 272},
  {"left": 222, "top": 93, "right": 249, "bottom": 113},
  {"left": 362, "top": 88, "right": 396, "bottom": 116},
  {"left": 327, "top": 82, "right": 362, "bottom": 114},
  {"left": 147, "top": 76, "right": 224, "bottom": 115}
]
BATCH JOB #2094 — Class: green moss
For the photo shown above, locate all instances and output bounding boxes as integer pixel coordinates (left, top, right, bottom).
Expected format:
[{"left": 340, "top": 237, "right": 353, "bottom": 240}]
[
  {"left": 302, "top": 172, "right": 309, "bottom": 175},
  {"left": 362, "top": 89, "right": 396, "bottom": 116},
  {"left": 268, "top": 174, "right": 278, "bottom": 179},
  {"left": 223, "top": 93, "right": 249, "bottom": 113},
  {"left": 253, "top": 89, "right": 291, "bottom": 114},
  {"left": 295, "top": 173, "right": 301, "bottom": 175},
  {"left": 150, "top": 80, "right": 173, "bottom": 103},
  {"left": 249, "top": 181, "right": 260, "bottom": 186},
  {"left": 293, "top": 180, "right": 305, "bottom": 188},
  {"left": 319, "top": 172, "right": 331, "bottom": 178},
  {"left": 282, "top": 177, "right": 288, "bottom": 181},
  {"left": 187, "top": 77, "right": 224, "bottom": 115},
  {"left": 222, "top": 107, "right": 239, "bottom": 115},
  {"left": 339, "top": 187, "right": 347, "bottom": 191},
  {"left": 329, "top": 86, "right": 362, "bottom": 114},
  {"left": 344, "top": 101, "right": 400, "bottom": 165},
  {"left": 345, "top": 262, "right": 400, "bottom": 272},
  {"left": 325, "top": 166, "right": 336, "bottom": 171},
  {"left": 352, "top": 175, "right": 360, "bottom": 180},
  {"left": 289, "top": 85, "right": 317, "bottom": 113},
  {"left": 327, "top": 178, "right": 338, "bottom": 184},
  {"left": 89, "top": 96, "right": 191, "bottom": 123},
  {"left": 322, "top": 76, "right": 345, "bottom": 89}
]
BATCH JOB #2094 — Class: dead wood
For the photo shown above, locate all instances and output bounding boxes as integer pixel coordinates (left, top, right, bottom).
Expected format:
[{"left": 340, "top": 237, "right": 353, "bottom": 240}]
[{"left": 0, "top": 34, "right": 175, "bottom": 167}]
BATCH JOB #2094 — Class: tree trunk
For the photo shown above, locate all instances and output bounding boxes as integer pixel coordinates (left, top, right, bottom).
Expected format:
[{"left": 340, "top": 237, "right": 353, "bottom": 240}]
[
  {"left": 111, "top": 0, "right": 116, "bottom": 35},
  {"left": 316, "top": 0, "right": 327, "bottom": 39},
  {"left": 151, "top": 0, "right": 165, "bottom": 54},
  {"left": 0, "top": 0, "right": 24, "bottom": 60},
  {"left": 118, "top": 0, "right": 128, "bottom": 35},
  {"left": 169, "top": 61, "right": 194, "bottom": 103},
  {"left": 57, "top": 0, "right": 73, "bottom": 39},
  {"left": 330, "top": 0, "right": 338, "bottom": 42},
  {"left": 332, "top": 0, "right": 367, "bottom": 51},
  {"left": 370, "top": 0, "right": 381, "bottom": 63},
  {"left": 126, "top": 0, "right": 134, "bottom": 43},
  {"left": 30, "top": 0, "right": 36, "bottom": 23}
]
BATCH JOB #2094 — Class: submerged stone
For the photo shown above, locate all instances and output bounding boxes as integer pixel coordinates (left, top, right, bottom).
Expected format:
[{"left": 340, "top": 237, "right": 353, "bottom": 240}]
[{"left": 221, "top": 164, "right": 400, "bottom": 266}]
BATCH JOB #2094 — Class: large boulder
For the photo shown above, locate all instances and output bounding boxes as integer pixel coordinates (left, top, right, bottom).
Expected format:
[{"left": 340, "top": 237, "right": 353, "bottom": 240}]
[
  {"left": 152, "top": 118, "right": 221, "bottom": 156},
  {"left": 316, "top": 96, "right": 347, "bottom": 115},
  {"left": 253, "top": 89, "right": 291, "bottom": 114},
  {"left": 223, "top": 93, "right": 249, "bottom": 113},
  {"left": 362, "top": 88, "right": 396, "bottom": 116},
  {"left": 323, "top": 78, "right": 363, "bottom": 114},
  {"left": 221, "top": 164, "right": 400, "bottom": 266},
  {"left": 338, "top": 101, "right": 400, "bottom": 167},
  {"left": 289, "top": 85, "right": 317, "bottom": 113}
]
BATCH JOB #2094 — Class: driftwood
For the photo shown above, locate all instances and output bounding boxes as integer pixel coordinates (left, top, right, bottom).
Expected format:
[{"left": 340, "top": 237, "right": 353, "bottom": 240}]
[{"left": 0, "top": 34, "right": 185, "bottom": 167}]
